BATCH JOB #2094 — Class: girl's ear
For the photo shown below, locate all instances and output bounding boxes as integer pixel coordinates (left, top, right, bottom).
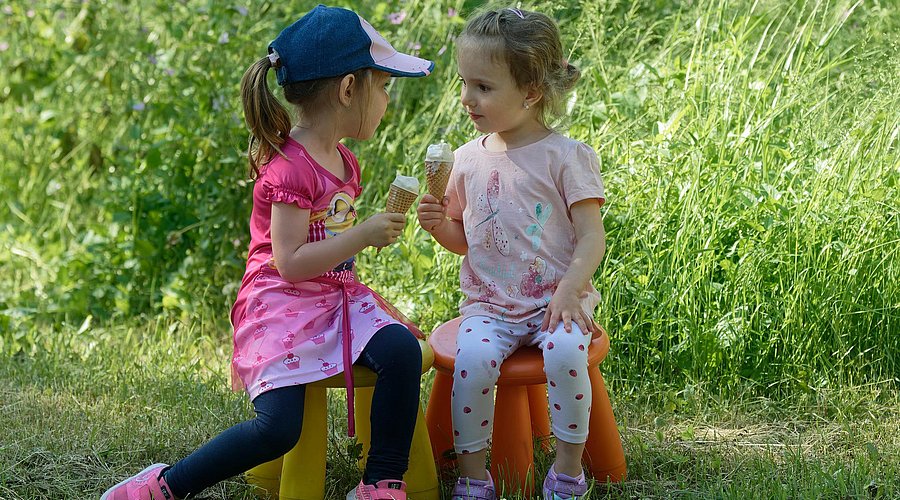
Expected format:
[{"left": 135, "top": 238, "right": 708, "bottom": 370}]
[
  {"left": 525, "top": 83, "right": 543, "bottom": 108},
  {"left": 338, "top": 74, "right": 356, "bottom": 108}
]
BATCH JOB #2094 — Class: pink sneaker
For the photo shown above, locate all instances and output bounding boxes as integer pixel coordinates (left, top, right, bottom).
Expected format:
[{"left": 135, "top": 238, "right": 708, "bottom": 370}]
[
  {"left": 542, "top": 466, "right": 588, "bottom": 499},
  {"left": 450, "top": 470, "right": 496, "bottom": 500},
  {"left": 346, "top": 479, "right": 407, "bottom": 500},
  {"left": 100, "top": 463, "right": 175, "bottom": 500}
]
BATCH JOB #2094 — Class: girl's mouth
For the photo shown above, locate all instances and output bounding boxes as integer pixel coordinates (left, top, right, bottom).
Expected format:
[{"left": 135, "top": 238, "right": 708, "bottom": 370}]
[{"left": 468, "top": 112, "right": 483, "bottom": 120}]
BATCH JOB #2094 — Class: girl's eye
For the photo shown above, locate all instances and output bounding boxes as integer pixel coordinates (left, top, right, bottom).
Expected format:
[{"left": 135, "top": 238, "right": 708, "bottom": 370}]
[
  {"left": 458, "top": 77, "right": 466, "bottom": 86},
  {"left": 479, "top": 84, "right": 490, "bottom": 92}
]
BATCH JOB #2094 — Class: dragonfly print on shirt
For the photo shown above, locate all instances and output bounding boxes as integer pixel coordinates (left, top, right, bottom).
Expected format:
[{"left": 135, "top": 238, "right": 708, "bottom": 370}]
[
  {"left": 525, "top": 202, "right": 552, "bottom": 251},
  {"left": 473, "top": 170, "right": 510, "bottom": 256}
]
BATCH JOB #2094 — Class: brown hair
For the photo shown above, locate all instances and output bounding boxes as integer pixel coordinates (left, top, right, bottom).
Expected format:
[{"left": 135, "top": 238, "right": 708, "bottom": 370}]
[
  {"left": 457, "top": 7, "right": 580, "bottom": 127},
  {"left": 240, "top": 58, "right": 373, "bottom": 179}
]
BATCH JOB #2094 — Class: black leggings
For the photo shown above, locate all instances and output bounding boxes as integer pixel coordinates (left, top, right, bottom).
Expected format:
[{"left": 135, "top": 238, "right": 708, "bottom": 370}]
[{"left": 162, "top": 324, "right": 422, "bottom": 496}]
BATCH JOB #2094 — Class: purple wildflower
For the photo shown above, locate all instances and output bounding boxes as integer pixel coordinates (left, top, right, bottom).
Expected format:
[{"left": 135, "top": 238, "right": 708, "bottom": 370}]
[
  {"left": 218, "top": 32, "right": 229, "bottom": 44},
  {"left": 387, "top": 11, "right": 407, "bottom": 24},
  {"left": 132, "top": 102, "right": 146, "bottom": 111}
]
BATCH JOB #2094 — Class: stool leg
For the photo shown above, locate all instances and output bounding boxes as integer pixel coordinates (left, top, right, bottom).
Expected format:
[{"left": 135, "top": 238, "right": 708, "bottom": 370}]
[
  {"left": 404, "top": 404, "right": 441, "bottom": 500},
  {"left": 425, "top": 371, "right": 456, "bottom": 472},
  {"left": 491, "top": 385, "right": 534, "bottom": 497},
  {"left": 354, "top": 386, "right": 375, "bottom": 472},
  {"left": 279, "top": 386, "right": 327, "bottom": 500},
  {"left": 245, "top": 454, "right": 283, "bottom": 499},
  {"left": 527, "top": 384, "right": 553, "bottom": 452},
  {"left": 583, "top": 365, "right": 627, "bottom": 483}
]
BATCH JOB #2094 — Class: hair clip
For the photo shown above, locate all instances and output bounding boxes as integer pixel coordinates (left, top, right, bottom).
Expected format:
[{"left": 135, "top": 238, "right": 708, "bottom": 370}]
[
  {"left": 267, "top": 51, "right": 281, "bottom": 67},
  {"left": 506, "top": 8, "right": 525, "bottom": 19}
]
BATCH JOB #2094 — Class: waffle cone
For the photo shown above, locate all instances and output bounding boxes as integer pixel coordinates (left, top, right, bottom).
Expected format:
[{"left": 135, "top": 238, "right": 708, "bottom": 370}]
[
  {"left": 426, "top": 161, "right": 453, "bottom": 199},
  {"left": 385, "top": 184, "right": 418, "bottom": 213}
]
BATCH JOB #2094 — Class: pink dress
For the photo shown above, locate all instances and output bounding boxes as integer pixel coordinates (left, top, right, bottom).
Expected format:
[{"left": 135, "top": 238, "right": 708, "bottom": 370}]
[{"left": 230, "top": 138, "right": 419, "bottom": 435}]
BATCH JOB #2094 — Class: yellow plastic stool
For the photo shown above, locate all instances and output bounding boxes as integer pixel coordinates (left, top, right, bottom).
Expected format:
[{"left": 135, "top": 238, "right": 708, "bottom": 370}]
[{"left": 245, "top": 338, "right": 438, "bottom": 500}]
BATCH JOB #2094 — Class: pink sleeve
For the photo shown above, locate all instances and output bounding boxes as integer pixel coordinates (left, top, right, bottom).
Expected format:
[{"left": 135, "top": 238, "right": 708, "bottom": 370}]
[
  {"left": 260, "top": 156, "right": 317, "bottom": 209},
  {"left": 558, "top": 142, "right": 606, "bottom": 209}
]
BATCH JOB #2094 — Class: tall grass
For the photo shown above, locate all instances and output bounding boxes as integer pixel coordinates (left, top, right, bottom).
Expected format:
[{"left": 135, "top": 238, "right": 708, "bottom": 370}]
[
  {"left": 570, "top": 0, "right": 900, "bottom": 394},
  {"left": 2, "top": 1, "right": 899, "bottom": 394}
]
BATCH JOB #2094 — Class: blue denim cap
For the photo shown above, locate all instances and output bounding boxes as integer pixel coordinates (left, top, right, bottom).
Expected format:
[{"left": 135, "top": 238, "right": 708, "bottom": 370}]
[{"left": 268, "top": 4, "right": 434, "bottom": 86}]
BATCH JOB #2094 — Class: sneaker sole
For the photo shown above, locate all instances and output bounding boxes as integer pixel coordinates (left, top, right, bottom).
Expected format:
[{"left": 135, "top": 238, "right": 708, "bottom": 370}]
[{"left": 100, "top": 463, "right": 168, "bottom": 500}]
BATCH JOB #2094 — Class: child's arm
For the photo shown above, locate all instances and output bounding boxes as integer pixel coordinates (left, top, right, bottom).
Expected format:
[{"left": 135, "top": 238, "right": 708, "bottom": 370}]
[
  {"left": 541, "top": 198, "right": 606, "bottom": 334},
  {"left": 270, "top": 202, "right": 406, "bottom": 282},
  {"left": 417, "top": 194, "right": 468, "bottom": 255}
]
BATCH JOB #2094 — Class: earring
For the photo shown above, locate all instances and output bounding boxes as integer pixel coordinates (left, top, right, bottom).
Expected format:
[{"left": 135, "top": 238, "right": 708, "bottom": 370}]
[{"left": 523, "top": 101, "right": 530, "bottom": 110}]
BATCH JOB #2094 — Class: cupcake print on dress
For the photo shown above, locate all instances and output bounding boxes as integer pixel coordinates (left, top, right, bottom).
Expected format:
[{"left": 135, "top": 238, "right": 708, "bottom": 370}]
[
  {"left": 319, "top": 358, "right": 339, "bottom": 376},
  {"left": 283, "top": 352, "right": 301, "bottom": 370}
]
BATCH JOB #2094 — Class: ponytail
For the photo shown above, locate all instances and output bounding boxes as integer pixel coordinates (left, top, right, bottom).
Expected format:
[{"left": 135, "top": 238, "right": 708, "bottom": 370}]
[
  {"left": 241, "top": 56, "right": 292, "bottom": 180},
  {"left": 559, "top": 61, "right": 581, "bottom": 94}
]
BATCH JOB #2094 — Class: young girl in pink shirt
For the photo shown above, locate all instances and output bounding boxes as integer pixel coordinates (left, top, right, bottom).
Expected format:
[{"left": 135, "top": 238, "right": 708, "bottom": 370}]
[
  {"left": 417, "top": 7, "right": 606, "bottom": 499},
  {"left": 102, "top": 6, "right": 432, "bottom": 499}
]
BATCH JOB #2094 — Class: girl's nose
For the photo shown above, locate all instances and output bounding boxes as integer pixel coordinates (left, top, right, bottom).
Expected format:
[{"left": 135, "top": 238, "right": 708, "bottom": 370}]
[{"left": 460, "top": 88, "right": 475, "bottom": 109}]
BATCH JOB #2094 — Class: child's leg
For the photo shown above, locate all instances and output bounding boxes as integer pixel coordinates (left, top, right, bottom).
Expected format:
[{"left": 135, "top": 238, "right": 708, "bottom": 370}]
[
  {"left": 354, "top": 324, "right": 422, "bottom": 484},
  {"left": 453, "top": 316, "right": 520, "bottom": 480},
  {"left": 162, "top": 384, "right": 306, "bottom": 497},
  {"left": 534, "top": 321, "right": 591, "bottom": 477}
]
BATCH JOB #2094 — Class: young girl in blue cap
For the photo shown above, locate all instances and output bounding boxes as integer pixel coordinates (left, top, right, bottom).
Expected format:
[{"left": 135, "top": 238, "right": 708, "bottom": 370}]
[
  {"left": 417, "top": 7, "right": 605, "bottom": 500},
  {"left": 102, "top": 5, "right": 433, "bottom": 500}
]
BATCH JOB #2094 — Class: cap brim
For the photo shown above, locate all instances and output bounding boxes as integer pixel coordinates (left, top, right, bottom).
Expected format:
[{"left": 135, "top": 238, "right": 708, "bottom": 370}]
[{"left": 374, "top": 51, "right": 434, "bottom": 78}]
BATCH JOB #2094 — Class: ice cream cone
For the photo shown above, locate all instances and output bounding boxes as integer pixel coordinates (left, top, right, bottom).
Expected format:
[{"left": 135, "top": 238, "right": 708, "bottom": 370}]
[
  {"left": 385, "top": 184, "right": 418, "bottom": 213},
  {"left": 426, "top": 161, "right": 453, "bottom": 199},
  {"left": 384, "top": 173, "right": 420, "bottom": 213},
  {"left": 424, "top": 142, "right": 454, "bottom": 199}
]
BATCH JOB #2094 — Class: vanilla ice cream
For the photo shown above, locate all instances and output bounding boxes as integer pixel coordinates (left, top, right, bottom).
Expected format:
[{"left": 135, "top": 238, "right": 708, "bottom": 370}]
[
  {"left": 426, "top": 142, "right": 454, "bottom": 163},
  {"left": 391, "top": 173, "right": 420, "bottom": 193}
]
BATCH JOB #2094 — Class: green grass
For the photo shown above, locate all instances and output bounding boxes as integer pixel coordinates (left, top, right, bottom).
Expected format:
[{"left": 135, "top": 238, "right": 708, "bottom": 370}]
[
  {"left": 1, "top": 317, "right": 897, "bottom": 498},
  {"left": 2, "top": 0, "right": 900, "bottom": 498}
]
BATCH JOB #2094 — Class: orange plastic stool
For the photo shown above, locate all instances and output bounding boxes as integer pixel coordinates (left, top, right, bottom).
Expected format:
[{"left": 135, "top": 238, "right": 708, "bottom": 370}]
[{"left": 425, "top": 318, "right": 626, "bottom": 496}]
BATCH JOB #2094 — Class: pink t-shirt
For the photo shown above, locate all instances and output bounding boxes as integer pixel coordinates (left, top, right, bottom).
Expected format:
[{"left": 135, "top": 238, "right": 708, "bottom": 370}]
[
  {"left": 230, "top": 138, "right": 362, "bottom": 329},
  {"left": 445, "top": 133, "right": 606, "bottom": 323}
]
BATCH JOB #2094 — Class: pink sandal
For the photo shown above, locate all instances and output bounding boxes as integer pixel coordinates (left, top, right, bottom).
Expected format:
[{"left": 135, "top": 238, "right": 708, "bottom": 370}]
[
  {"left": 100, "top": 463, "right": 176, "bottom": 500},
  {"left": 346, "top": 479, "right": 407, "bottom": 500}
]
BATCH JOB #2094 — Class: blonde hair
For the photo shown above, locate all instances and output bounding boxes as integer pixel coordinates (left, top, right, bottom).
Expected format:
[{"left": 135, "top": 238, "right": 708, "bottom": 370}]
[
  {"left": 240, "top": 58, "right": 373, "bottom": 179},
  {"left": 457, "top": 7, "right": 580, "bottom": 127}
]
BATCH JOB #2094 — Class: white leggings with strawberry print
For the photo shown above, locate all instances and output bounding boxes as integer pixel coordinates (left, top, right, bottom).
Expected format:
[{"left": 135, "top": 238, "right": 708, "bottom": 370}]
[{"left": 451, "top": 313, "right": 592, "bottom": 454}]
